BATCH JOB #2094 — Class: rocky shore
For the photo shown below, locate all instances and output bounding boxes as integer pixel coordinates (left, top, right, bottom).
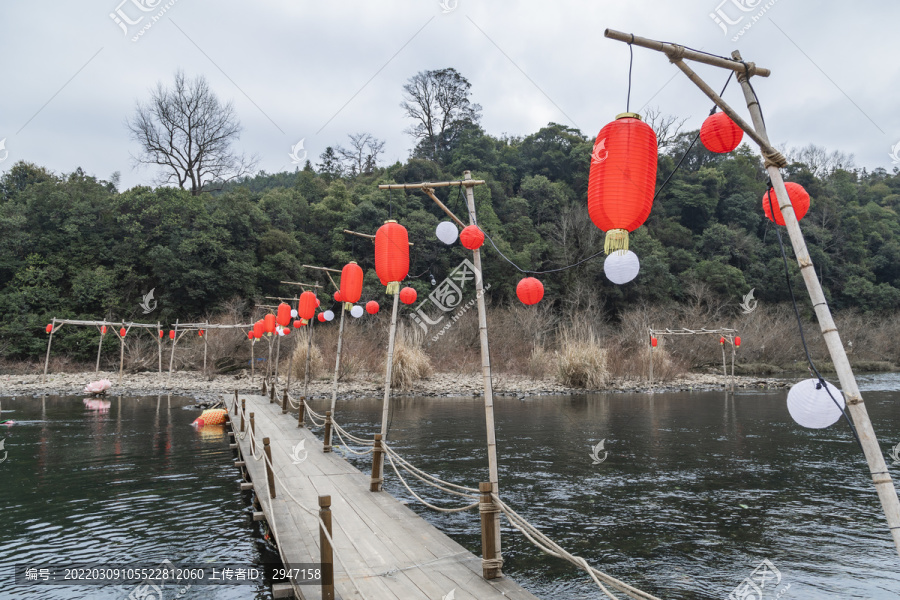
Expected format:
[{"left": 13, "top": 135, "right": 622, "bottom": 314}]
[{"left": 0, "top": 369, "right": 789, "bottom": 402}]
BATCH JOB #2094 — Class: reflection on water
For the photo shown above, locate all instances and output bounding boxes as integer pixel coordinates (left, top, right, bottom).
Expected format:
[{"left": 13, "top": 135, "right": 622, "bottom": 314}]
[
  {"left": 0, "top": 395, "right": 276, "bottom": 600},
  {"left": 328, "top": 385, "right": 900, "bottom": 600}
]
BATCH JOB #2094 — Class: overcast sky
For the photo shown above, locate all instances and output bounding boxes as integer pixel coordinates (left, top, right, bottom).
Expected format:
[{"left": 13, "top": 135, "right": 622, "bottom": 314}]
[{"left": 2, "top": 0, "right": 898, "bottom": 190}]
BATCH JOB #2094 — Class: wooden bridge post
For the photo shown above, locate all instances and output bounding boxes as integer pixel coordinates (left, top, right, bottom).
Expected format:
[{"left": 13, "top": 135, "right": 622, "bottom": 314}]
[
  {"left": 370, "top": 434, "right": 384, "bottom": 492},
  {"left": 323, "top": 411, "right": 333, "bottom": 453},
  {"left": 319, "top": 495, "right": 335, "bottom": 600},
  {"left": 240, "top": 399, "right": 246, "bottom": 433},
  {"left": 262, "top": 378, "right": 267, "bottom": 397},
  {"left": 263, "top": 437, "right": 276, "bottom": 499},
  {"left": 249, "top": 413, "right": 256, "bottom": 455},
  {"left": 298, "top": 398, "right": 305, "bottom": 428},
  {"left": 269, "top": 383, "right": 276, "bottom": 403},
  {"left": 233, "top": 390, "right": 238, "bottom": 414},
  {"left": 282, "top": 390, "right": 288, "bottom": 414},
  {"left": 479, "top": 482, "right": 503, "bottom": 579}
]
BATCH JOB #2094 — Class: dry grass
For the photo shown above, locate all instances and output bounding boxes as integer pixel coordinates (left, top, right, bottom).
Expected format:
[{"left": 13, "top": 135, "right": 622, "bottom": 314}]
[
  {"left": 289, "top": 330, "right": 324, "bottom": 380},
  {"left": 556, "top": 328, "right": 609, "bottom": 388},
  {"left": 391, "top": 325, "right": 433, "bottom": 389}
]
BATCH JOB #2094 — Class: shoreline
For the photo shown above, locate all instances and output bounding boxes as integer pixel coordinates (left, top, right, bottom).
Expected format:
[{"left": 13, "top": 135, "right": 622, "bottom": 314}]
[{"left": 0, "top": 370, "right": 789, "bottom": 402}]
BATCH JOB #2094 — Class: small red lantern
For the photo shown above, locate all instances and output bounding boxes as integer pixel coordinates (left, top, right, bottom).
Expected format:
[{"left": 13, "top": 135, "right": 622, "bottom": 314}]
[
  {"left": 159, "top": 330, "right": 163, "bottom": 339},
  {"left": 198, "top": 329, "right": 204, "bottom": 337},
  {"left": 293, "top": 320, "right": 304, "bottom": 328},
  {"left": 248, "top": 331, "right": 254, "bottom": 340},
  {"left": 120, "top": 327, "right": 127, "bottom": 337},
  {"left": 317, "top": 313, "right": 326, "bottom": 322},
  {"left": 762, "top": 182, "right": 810, "bottom": 226},
  {"left": 253, "top": 320, "right": 264, "bottom": 338},
  {"left": 340, "top": 262, "right": 364, "bottom": 305},
  {"left": 651, "top": 337, "right": 658, "bottom": 347},
  {"left": 720, "top": 337, "right": 725, "bottom": 345},
  {"left": 375, "top": 220, "right": 410, "bottom": 294},
  {"left": 587, "top": 113, "right": 658, "bottom": 254},
  {"left": 101, "top": 325, "right": 107, "bottom": 335},
  {"left": 263, "top": 314, "right": 276, "bottom": 334},
  {"left": 276, "top": 302, "right": 292, "bottom": 327},
  {"left": 45, "top": 323, "right": 53, "bottom": 333},
  {"left": 365, "top": 300, "right": 380, "bottom": 314},
  {"left": 281, "top": 326, "right": 290, "bottom": 336},
  {"left": 516, "top": 277, "right": 544, "bottom": 305},
  {"left": 735, "top": 336, "right": 742, "bottom": 347},
  {"left": 170, "top": 330, "right": 176, "bottom": 340},
  {"left": 459, "top": 225, "right": 485, "bottom": 250},
  {"left": 399, "top": 287, "right": 417, "bottom": 305},
  {"left": 298, "top": 291, "right": 317, "bottom": 321},
  {"left": 700, "top": 111, "right": 743, "bottom": 153}
]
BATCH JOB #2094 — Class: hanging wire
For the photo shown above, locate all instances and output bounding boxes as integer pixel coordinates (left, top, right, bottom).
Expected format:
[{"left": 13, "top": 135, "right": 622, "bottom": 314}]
[{"left": 627, "top": 35, "right": 635, "bottom": 113}]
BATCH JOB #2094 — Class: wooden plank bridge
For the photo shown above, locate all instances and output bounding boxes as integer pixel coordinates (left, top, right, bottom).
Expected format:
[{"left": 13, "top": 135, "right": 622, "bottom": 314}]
[{"left": 227, "top": 392, "right": 541, "bottom": 600}]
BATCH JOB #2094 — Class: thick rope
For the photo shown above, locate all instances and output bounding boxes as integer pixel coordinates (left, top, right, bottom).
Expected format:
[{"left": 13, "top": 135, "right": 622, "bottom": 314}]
[
  {"left": 332, "top": 420, "right": 376, "bottom": 446},
  {"left": 382, "top": 443, "right": 479, "bottom": 495},
  {"left": 383, "top": 450, "right": 479, "bottom": 513},
  {"left": 332, "top": 423, "right": 375, "bottom": 456}
]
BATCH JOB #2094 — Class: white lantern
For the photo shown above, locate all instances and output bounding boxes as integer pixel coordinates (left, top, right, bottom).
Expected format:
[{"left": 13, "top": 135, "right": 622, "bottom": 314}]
[
  {"left": 290, "top": 309, "right": 298, "bottom": 318},
  {"left": 787, "top": 378, "right": 846, "bottom": 429},
  {"left": 277, "top": 327, "right": 285, "bottom": 336},
  {"left": 350, "top": 305, "right": 364, "bottom": 318},
  {"left": 436, "top": 221, "right": 459, "bottom": 245},
  {"left": 604, "top": 250, "right": 640, "bottom": 285},
  {"left": 324, "top": 310, "right": 335, "bottom": 322}
]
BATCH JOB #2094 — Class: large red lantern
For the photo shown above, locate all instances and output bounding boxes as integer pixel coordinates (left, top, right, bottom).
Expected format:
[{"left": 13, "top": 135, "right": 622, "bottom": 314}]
[
  {"left": 340, "top": 262, "right": 364, "bottom": 305},
  {"left": 263, "top": 314, "right": 276, "bottom": 334},
  {"left": 375, "top": 220, "right": 409, "bottom": 294},
  {"left": 587, "top": 113, "right": 658, "bottom": 254},
  {"left": 45, "top": 323, "right": 53, "bottom": 333},
  {"left": 253, "top": 320, "right": 264, "bottom": 339},
  {"left": 101, "top": 325, "right": 107, "bottom": 335},
  {"left": 399, "top": 287, "right": 417, "bottom": 305},
  {"left": 276, "top": 302, "right": 292, "bottom": 327},
  {"left": 516, "top": 277, "right": 544, "bottom": 305},
  {"left": 365, "top": 301, "right": 380, "bottom": 314},
  {"left": 459, "top": 225, "right": 485, "bottom": 250},
  {"left": 298, "top": 291, "right": 317, "bottom": 321},
  {"left": 169, "top": 330, "right": 176, "bottom": 340},
  {"left": 762, "top": 183, "right": 810, "bottom": 226},
  {"left": 700, "top": 111, "right": 743, "bottom": 153}
]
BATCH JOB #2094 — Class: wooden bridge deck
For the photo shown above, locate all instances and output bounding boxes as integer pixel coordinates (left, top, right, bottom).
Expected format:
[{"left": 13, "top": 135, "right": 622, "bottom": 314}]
[{"left": 228, "top": 393, "right": 541, "bottom": 600}]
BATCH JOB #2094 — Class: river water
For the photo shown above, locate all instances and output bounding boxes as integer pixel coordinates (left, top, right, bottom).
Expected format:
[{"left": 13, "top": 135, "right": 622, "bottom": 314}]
[{"left": 1, "top": 376, "right": 899, "bottom": 599}]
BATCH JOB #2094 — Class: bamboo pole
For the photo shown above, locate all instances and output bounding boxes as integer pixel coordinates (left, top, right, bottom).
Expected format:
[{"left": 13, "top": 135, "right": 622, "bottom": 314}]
[
  {"left": 202, "top": 323, "right": 208, "bottom": 375},
  {"left": 157, "top": 321, "right": 162, "bottom": 374},
  {"left": 304, "top": 318, "right": 314, "bottom": 401},
  {"left": 378, "top": 180, "right": 486, "bottom": 190},
  {"left": 648, "top": 330, "right": 654, "bottom": 389},
  {"left": 343, "top": 229, "right": 415, "bottom": 245},
  {"left": 730, "top": 55, "right": 900, "bottom": 555},
  {"left": 379, "top": 291, "right": 401, "bottom": 438},
  {"left": 42, "top": 318, "right": 57, "bottom": 383},
  {"left": 95, "top": 326, "right": 105, "bottom": 373},
  {"left": 422, "top": 188, "right": 467, "bottom": 228},
  {"left": 274, "top": 332, "right": 282, "bottom": 386},
  {"left": 329, "top": 306, "right": 346, "bottom": 416},
  {"left": 118, "top": 321, "right": 127, "bottom": 385},
  {"left": 463, "top": 170, "right": 502, "bottom": 568},
  {"left": 301, "top": 265, "right": 341, "bottom": 273},
  {"left": 167, "top": 319, "right": 180, "bottom": 383}
]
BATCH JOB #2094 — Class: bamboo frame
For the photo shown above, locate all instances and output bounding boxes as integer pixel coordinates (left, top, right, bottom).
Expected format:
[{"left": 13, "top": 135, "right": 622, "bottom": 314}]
[{"left": 607, "top": 30, "right": 900, "bottom": 557}]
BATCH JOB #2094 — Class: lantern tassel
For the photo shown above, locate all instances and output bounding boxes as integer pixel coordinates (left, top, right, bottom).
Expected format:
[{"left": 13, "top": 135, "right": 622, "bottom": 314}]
[
  {"left": 386, "top": 281, "right": 400, "bottom": 295},
  {"left": 604, "top": 229, "right": 629, "bottom": 254},
  {"left": 344, "top": 301, "right": 353, "bottom": 311}
]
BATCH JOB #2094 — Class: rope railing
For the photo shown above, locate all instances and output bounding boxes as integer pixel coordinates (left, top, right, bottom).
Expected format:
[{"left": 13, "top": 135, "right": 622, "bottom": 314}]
[{"left": 383, "top": 448, "right": 479, "bottom": 513}]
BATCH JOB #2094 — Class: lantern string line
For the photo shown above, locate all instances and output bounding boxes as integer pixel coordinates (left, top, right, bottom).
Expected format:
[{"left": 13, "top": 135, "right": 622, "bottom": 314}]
[
  {"left": 626, "top": 35, "right": 634, "bottom": 113},
  {"left": 765, "top": 184, "right": 863, "bottom": 452}
]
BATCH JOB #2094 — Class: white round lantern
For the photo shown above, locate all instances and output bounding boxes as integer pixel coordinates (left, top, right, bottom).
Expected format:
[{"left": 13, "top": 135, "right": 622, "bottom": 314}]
[
  {"left": 277, "top": 327, "right": 286, "bottom": 336},
  {"left": 787, "top": 378, "right": 845, "bottom": 429},
  {"left": 324, "top": 310, "right": 335, "bottom": 322},
  {"left": 604, "top": 250, "right": 640, "bottom": 285},
  {"left": 436, "top": 221, "right": 459, "bottom": 245},
  {"left": 350, "top": 305, "right": 364, "bottom": 318},
  {"left": 290, "top": 309, "right": 298, "bottom": 318}
]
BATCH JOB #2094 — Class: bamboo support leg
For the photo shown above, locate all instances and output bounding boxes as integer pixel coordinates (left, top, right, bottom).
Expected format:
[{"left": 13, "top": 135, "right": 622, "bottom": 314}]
[
  {"left": 379, "top": 292, "right": 401, "bottom": 438},
  {"left": 95, "top": 329, "right": 104, "bottom": 373},
  {"left": 42, "top": 319, "right": 57, "bottom": 384},
  {"left": 330, "top": 307, "right": 346, "bottom": 416},
  {"left": 303, "top": 319, "right": 314, "bottom": 400},
  {"left": 479, "top": 482, "right": 503, "bottom": 579},
  {"left": 118, "top": 322, "right": 126, "bottom": 385},
  {"left": 273, "top": 334, "right": 282, "bottom": 387}
]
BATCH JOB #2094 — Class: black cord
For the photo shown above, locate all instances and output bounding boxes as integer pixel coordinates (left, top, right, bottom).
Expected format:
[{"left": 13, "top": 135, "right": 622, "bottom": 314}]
[
  {"left": 765, "top": 184, "right": 863, "bottom": 452},
  {"left": 627, "top": 35, "right": 634, "bottom": 113}
]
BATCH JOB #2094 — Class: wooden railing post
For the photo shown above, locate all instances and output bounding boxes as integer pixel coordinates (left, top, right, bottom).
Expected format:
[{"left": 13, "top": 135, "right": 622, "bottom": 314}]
[
  {"left": 249, "top": 412, "right": 256, "bottom": 455},
  {"left": 263, "top": 437, "right": 275, "bottom": 499},
  {"left": 319, "top": 495, "right": 334, "bottom": 600},
  {"left": 269, "top": 383, "right": 276, "bottom": 403},
  {"left": 370, "top": 434, "right": 384, "bottom": 492},
  {"left": 233, "top": 390, "right": 238, "bottom": 413},
  {"left": 479, "top": 482, "right": 503, "bottom": 579},
  {"left": 323, "top": 411, "right": 332, "bottom": 453},
  {"left": 262, "top": 378, "right": 267, "bottom": 397},
  {"left": 282, "top": 390, "right": 288, "bottom": 414},
  {"left": 240, "top": 399, "right": 246, "bottom": 433},
  {"left": 298, "top": 398, "right": 305, "bottom": 428}
]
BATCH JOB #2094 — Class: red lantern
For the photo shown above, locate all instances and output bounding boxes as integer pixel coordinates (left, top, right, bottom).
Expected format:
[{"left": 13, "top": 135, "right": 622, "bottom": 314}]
[
  {"left": 375, "top": 220, "right": 409, "bottom": 294},
  {"left": 587, "top": 113, "right": 658, "bottom": 254},
  {"left": 281, "top": 326, "right": 290, "bottom": 336},
  {"left": 170, "top": 330, "right": 176, "bottom": 340},
  {"left": 720, "top": 337, "right": 725, "bottom": 345},
  {"left": 340, "top": 262, "right": 364, "bottom": 305},
  {"left": 253, "top": 320, "right": 264, "bottom": 339},
  {"left": 700, "top": 111, "right": 743, "bottom": 153},
  {"left": 399, "top": 287, "right": 417, "bottom": 305},
  {"left": 735, "top": 336, "right": 742, "bottom": 347},
  {"left": 276, "top": 302, "right": 292, "bottom": 327},
  {"left": 101, "top": 325, "right": 107, "bottom": 335},
  {"left": 263, "top": 314, "right": 276, "bottom": 334},
  {"left": 119, "top": 327, "right": 126, "bottom": 337},
  {"left": 762, "top": 182, "right": 810, "bottom": 226},
  {"left": 651, "top": 337, "right": 658, "bottom": 347},
  {"left": 293, "top": 320, "right": 304, "bottom": 328},
  {"left": 198, "top": 329, "right": 204, "bottom": 337},
  {"left": 248, "top": 331, "right": 254, "bottom": 340},
  {"left": 334, "top": 290, "right": 343, "bottom": 303},
  {"left": 516, "top": 277, "right": 544, "bottom": 305},
  {"left": 159, "top": 330, "right": 163, "bottom": 339},
  {"left": 317, "top": 313, "right": 326, "bottom": 322},
  {"left": 45, "top": 323, "right": 53, "bottom": 333},
  {"left": 365, "top": 301, "right": 380, "bottom": 314},
  {"left": 459, "top": 225, "right": 485, "bottom": 250},
  {"left": 298, "top": 291, "right": 317, "bottom": 321}
]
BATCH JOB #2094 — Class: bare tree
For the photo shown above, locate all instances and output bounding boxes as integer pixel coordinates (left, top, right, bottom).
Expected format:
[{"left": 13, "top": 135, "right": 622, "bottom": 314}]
[
  {"left": 788, "top": 143, "right": 856, "bottom": 177},
  {"left": 642, "top": 106, "right": 688, "bottom": 153},
  {"left": 127, "top": 71, "right": 256, "bottom": 195},
  {"left": 336, "top": 133, "right": 385, "bottom": 175},
  {"left": 401, "top": 68, "right": 481, "bottom": 162}
]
